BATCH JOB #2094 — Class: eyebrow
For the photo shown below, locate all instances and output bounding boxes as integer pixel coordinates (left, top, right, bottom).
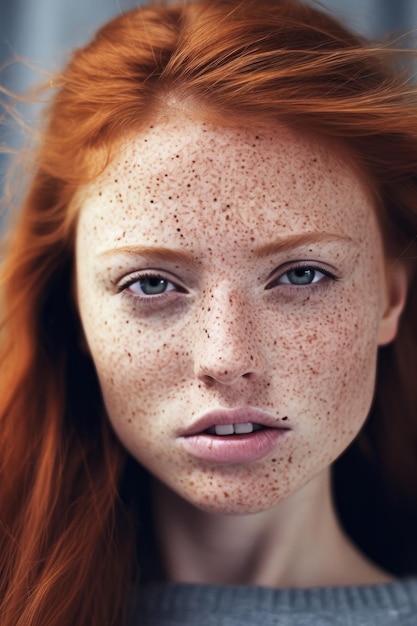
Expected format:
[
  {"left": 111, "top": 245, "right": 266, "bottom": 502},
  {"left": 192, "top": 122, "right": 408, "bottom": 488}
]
[
  {"left": 99, "top": 233, "right": 354, "bottom": 263},
  {"left": 253, "top": 233, "right": 355, "bottom": 258},
  {"left": 99, "top": 246, "right": 195, "bottom": 265}
]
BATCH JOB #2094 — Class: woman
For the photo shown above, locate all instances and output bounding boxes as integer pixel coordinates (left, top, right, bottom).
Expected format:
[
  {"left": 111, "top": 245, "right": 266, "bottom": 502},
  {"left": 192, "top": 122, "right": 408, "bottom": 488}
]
[{"left": 1, "top": 0, "right": 417, "bottom": 624}]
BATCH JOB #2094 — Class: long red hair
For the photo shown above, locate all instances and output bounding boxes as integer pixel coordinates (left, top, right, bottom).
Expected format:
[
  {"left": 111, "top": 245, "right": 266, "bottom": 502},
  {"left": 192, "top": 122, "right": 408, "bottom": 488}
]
[{"left": 1, "top": 0, "right": 417, "bottom": 623}]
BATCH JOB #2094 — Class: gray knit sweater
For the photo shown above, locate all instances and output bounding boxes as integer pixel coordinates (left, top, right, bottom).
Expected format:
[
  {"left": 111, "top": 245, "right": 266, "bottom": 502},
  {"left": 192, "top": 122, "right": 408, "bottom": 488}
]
[{"left": 129, "top": 579, "right": 417, "bottom": 625}]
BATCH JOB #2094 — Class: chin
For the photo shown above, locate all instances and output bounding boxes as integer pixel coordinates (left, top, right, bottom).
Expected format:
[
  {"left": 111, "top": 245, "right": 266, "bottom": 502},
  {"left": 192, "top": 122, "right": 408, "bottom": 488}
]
[{"left": 180, "top": 485, "right": 289, "bottom": 516}]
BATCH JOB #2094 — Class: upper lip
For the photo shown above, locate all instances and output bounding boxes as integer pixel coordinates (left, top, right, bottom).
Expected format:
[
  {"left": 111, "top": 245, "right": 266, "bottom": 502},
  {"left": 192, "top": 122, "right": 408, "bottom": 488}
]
[{"left": 180, "top": 407, "right": 290, "bottom": 437}]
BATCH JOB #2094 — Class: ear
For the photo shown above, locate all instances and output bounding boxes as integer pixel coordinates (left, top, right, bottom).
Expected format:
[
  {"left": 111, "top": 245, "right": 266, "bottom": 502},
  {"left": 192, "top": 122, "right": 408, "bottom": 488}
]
[{"left": 378, "top": 261, "right": 408, "bottom": 346}]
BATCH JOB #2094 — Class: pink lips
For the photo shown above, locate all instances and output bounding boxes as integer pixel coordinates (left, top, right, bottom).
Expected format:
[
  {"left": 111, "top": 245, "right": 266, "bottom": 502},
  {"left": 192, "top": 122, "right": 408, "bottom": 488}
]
[{"left": 178, "top": 408, "right": 290, "bottom": 465}]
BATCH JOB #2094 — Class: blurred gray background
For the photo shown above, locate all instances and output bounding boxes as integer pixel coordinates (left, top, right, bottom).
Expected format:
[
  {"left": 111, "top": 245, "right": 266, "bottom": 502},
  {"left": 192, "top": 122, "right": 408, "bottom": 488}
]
[{"left": 1, "top": 0, "right": 417, "bottom": 201}]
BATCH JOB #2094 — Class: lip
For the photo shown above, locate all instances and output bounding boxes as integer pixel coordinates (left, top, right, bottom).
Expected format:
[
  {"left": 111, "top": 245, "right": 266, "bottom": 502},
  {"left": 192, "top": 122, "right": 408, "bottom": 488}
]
[{"left": 178, "top": 407, "right": 291, "bottom": 465}]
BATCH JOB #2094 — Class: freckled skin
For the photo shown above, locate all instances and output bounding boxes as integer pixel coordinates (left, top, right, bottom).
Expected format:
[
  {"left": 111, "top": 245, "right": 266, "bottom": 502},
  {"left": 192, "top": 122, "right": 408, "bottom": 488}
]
[{"left": 76, "top": 119, "right": 390, "bottom": 516}]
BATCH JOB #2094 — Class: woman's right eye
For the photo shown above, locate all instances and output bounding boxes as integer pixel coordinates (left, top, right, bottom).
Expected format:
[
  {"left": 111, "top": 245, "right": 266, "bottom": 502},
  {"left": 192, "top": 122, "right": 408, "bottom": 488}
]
[
  {"left": 118, "top": 272, "right": 183, "bottom": 298},
  {"left": 128, "top": 275, "right": 177, "bottom": 296}
]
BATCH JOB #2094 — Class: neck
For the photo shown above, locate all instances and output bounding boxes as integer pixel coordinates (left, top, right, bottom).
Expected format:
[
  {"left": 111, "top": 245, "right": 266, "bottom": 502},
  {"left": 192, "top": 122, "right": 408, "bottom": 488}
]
[{"left": 152, "top": 469, "right": 392, "bottom": 588}]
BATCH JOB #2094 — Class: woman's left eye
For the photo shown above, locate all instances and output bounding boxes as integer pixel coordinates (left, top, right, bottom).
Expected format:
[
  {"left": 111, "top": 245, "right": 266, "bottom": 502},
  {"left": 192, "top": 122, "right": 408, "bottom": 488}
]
[{"left": 267, "top": 266, "right": 335, "bottom": 288}]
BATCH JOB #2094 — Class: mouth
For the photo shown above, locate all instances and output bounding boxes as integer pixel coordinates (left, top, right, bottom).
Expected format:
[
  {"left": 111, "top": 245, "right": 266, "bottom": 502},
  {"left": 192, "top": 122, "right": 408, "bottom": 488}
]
[
  {"left": 178, "top": 408, "right": 290, "bottom": 465},
  {"left": 204, "top": 422, "right": 267, "bottom": 435},
  {"left": 181, "top": 407, "right": 289, "bottom": 436}
]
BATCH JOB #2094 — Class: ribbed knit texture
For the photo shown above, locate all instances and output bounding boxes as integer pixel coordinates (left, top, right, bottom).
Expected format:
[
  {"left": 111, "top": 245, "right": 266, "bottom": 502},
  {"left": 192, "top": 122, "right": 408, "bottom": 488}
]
[{"left": 129, "top": 579, "right": 417, "bottom": 625}]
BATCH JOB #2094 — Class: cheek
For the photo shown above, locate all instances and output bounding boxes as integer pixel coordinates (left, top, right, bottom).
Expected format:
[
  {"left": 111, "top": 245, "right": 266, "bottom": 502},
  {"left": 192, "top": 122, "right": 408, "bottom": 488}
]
[
  {"left": 276, "top": 295, "right": 378, "bottom": 436},
  {"left": 83, "top": 310, "right": 191, "bottom": 430}
]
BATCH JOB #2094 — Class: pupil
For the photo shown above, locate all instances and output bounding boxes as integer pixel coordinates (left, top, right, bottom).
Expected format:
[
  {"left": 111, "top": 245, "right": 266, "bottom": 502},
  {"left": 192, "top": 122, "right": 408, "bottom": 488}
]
[
  {"left": 140, "top": 276, "right": 167, "bottom": 295},
  {"left": 288, "top": 268, "right": 314, "bottom": 285}
]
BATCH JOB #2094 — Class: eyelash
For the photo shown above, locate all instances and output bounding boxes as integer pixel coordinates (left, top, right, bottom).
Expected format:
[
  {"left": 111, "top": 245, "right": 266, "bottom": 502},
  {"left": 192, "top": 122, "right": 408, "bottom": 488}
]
[{"left": 117, "top": 263, "right": 339, "bottom": 303}]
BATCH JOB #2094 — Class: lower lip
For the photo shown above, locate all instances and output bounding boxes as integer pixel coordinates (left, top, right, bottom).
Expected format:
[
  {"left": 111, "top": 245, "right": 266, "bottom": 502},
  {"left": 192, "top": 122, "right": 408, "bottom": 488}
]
[{"left": 178, "top": 429, "right": 289, "bottom": 465}]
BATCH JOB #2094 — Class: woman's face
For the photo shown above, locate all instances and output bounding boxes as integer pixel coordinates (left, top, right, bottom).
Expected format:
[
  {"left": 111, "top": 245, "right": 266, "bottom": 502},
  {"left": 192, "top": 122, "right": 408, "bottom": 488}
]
[{"left": 76, "top": 118, "right": 401, "bottom": 514}]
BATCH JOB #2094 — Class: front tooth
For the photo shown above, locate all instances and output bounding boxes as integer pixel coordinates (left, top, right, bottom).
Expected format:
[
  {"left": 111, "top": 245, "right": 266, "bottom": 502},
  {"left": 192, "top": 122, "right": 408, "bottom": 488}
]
[
  {"left": 214, "top": 424, "right": 235, "bottom": 436},
  {"left": 234, "top": 422, "right": 254, "bottom": 434}
]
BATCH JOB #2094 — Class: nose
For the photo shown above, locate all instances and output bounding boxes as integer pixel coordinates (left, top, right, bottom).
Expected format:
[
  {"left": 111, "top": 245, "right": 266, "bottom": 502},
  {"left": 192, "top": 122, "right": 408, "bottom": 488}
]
[{"left": 193, "top": 288, "right": 266, "bottom": 387}]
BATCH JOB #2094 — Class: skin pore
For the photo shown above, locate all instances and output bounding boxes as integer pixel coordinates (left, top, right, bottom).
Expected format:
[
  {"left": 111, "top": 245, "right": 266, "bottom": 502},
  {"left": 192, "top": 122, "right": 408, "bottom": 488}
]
[{"left": 75, "top": 116, "right": 406, "bottom": 588}]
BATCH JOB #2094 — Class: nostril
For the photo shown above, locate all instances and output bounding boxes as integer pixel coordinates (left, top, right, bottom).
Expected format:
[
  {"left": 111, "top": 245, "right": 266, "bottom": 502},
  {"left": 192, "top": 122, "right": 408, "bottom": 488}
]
[{"left": 201, "top": 374, "right": 217, "bottom": 388}]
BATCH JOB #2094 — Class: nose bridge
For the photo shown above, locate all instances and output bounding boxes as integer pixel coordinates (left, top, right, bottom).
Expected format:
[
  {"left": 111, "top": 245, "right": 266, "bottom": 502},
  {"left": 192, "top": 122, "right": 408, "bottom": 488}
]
[{"left": 194, "top": 284, "right": 263, "bottom": 385}]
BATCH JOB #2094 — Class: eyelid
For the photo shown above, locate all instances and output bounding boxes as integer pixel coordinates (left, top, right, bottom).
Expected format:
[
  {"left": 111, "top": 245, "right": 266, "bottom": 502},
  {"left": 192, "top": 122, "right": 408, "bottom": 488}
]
[{"left": 265, "top": 261, "right": 339, "bottom": 289}]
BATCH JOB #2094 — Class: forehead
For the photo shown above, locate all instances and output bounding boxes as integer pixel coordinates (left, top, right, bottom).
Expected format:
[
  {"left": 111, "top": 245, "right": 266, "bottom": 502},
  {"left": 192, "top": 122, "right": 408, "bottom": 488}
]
[{"left": 77, "top": 118, "right": 376, "bottom": 248}]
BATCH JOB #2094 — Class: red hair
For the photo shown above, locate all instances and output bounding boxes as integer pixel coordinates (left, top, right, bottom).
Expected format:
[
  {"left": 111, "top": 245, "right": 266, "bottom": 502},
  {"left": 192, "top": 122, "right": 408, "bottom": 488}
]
[{"left": 1, "top": 0, "right": 417, "bottom": 623}]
